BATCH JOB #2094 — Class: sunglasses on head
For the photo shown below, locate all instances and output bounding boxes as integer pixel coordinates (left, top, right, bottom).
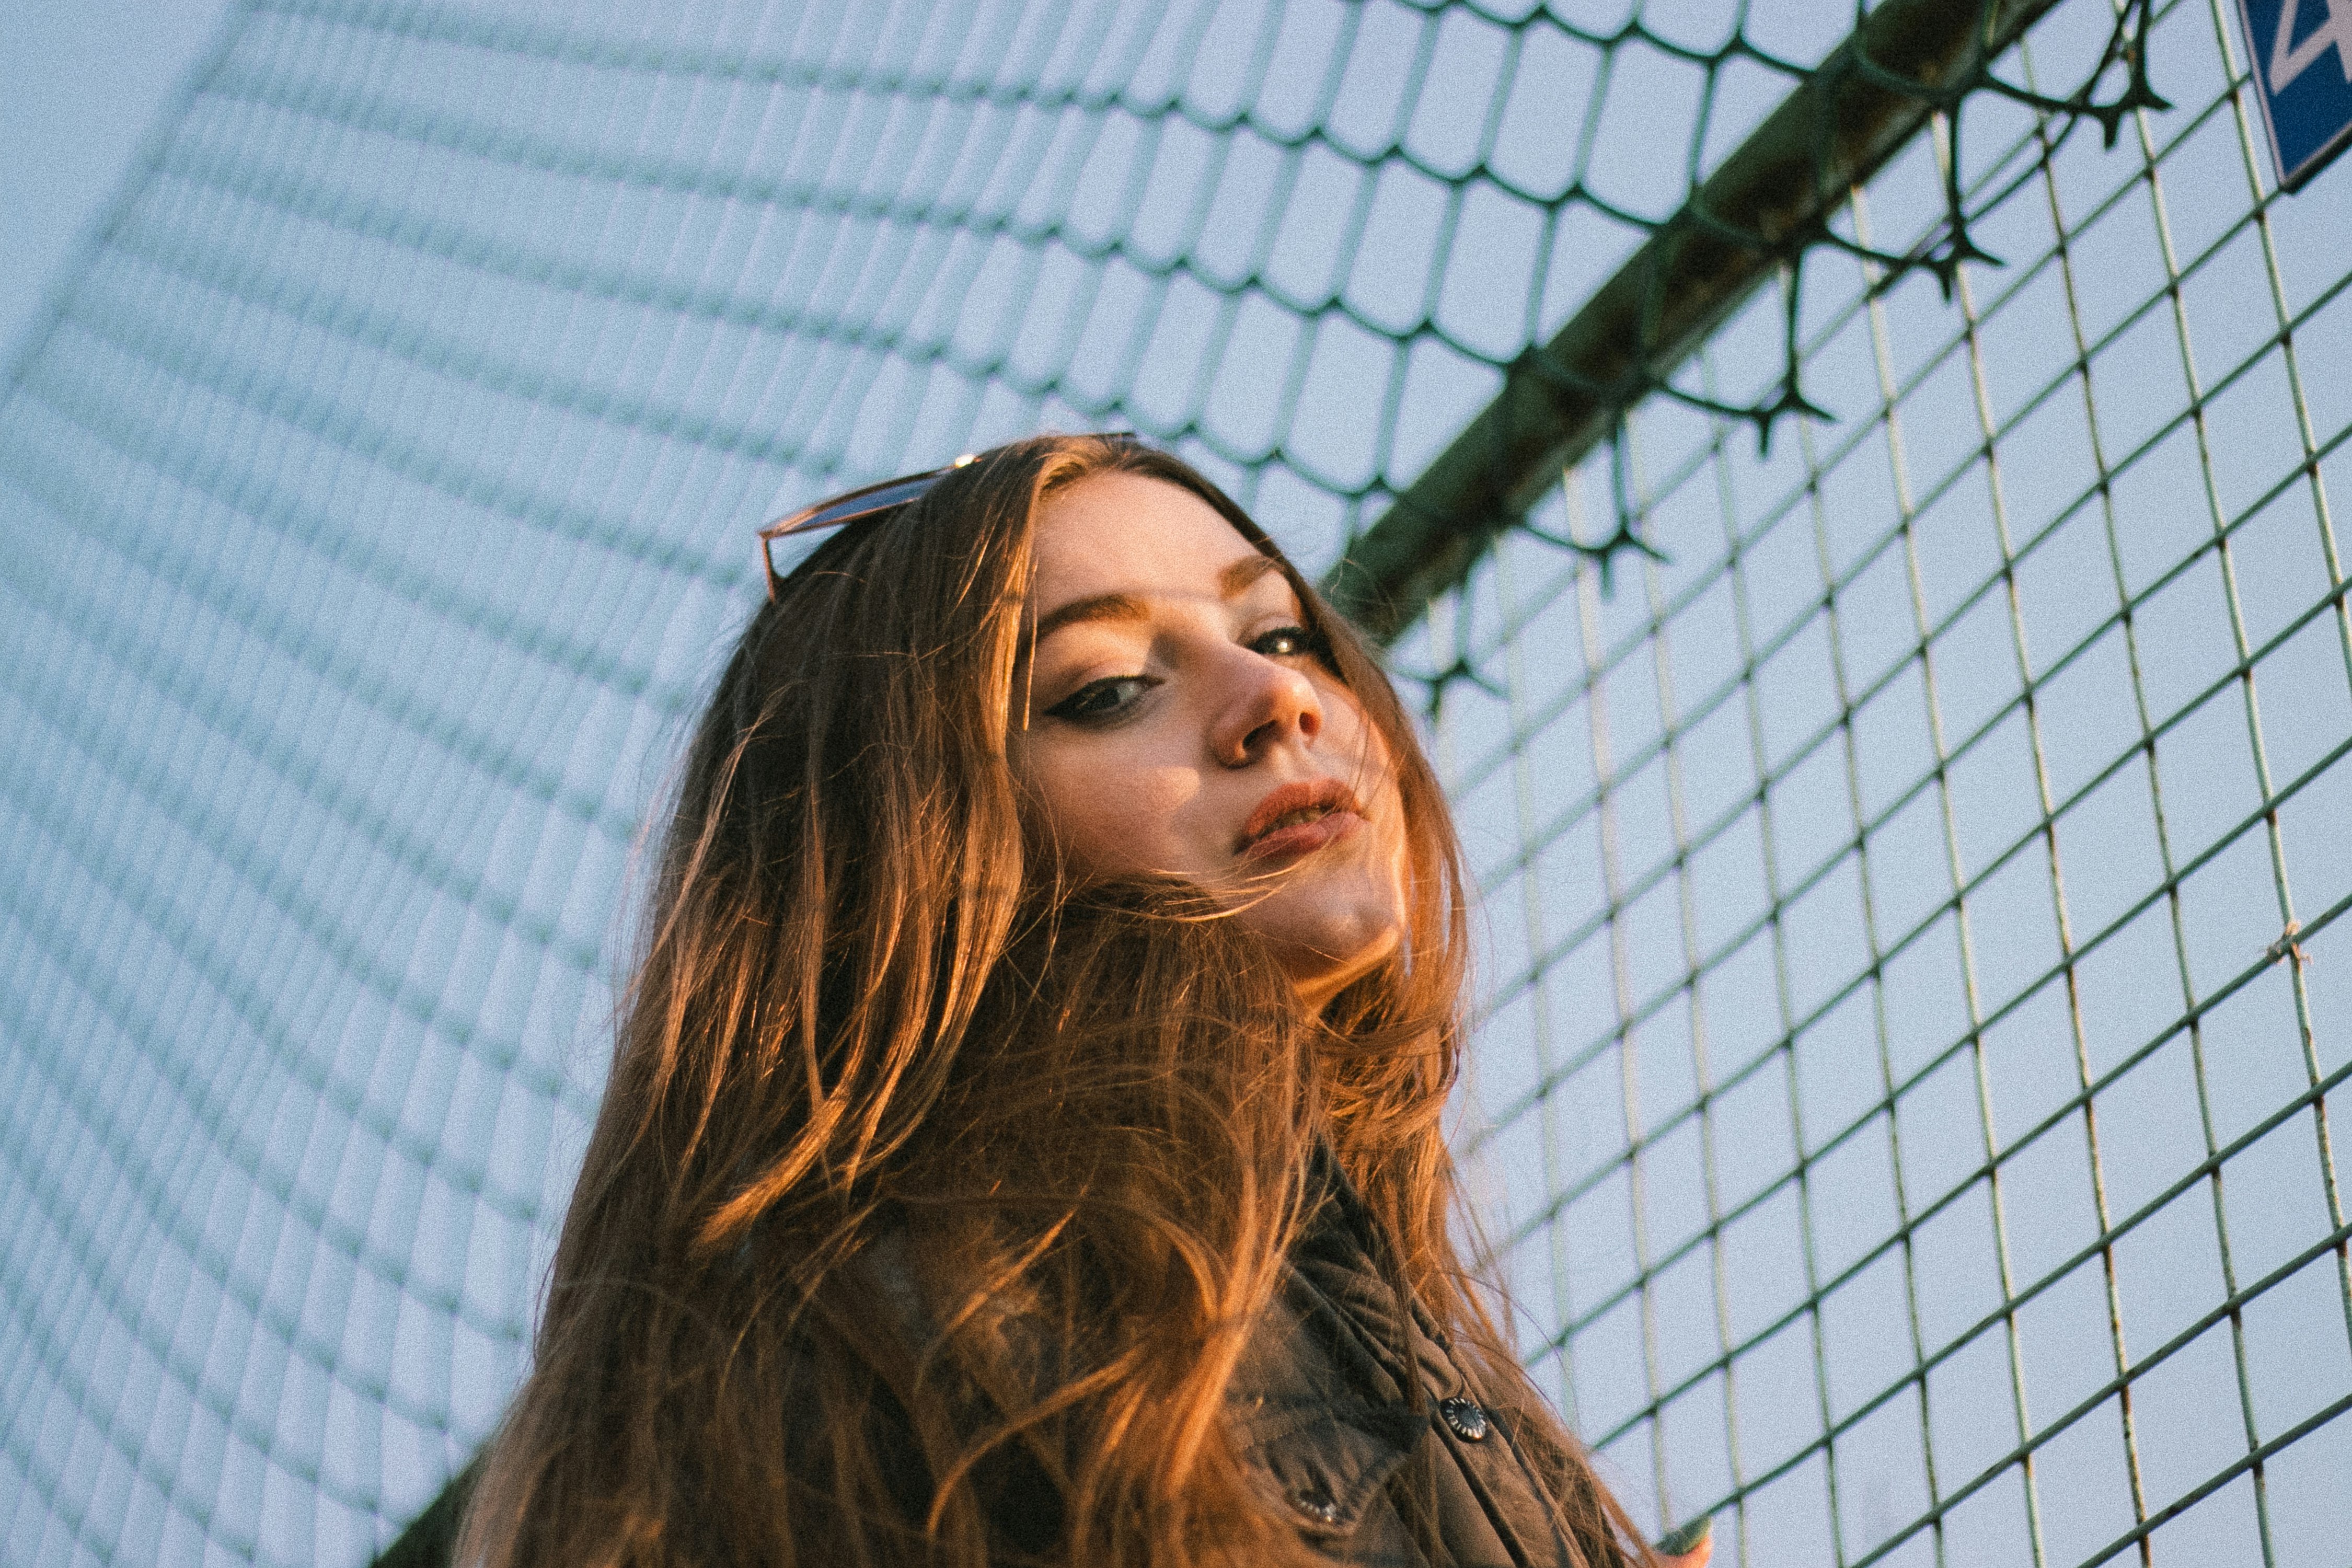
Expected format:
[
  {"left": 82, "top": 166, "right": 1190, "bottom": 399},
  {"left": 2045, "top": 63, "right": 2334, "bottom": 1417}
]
[{"left": 755, "top": 435, "right": 1141, "bottom": 602}]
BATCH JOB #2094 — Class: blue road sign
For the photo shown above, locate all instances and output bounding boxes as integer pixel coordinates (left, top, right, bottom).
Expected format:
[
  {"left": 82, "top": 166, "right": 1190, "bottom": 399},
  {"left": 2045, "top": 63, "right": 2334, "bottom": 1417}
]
[{"left": 2237, "top": 0, "right": 2352, "bottom": 189}]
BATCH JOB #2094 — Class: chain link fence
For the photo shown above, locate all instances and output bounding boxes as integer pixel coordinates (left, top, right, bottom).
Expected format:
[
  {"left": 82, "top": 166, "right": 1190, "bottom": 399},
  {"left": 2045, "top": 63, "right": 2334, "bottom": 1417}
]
[{"left": 0, "top": 1, "right": 2344, "bottom": 1563}]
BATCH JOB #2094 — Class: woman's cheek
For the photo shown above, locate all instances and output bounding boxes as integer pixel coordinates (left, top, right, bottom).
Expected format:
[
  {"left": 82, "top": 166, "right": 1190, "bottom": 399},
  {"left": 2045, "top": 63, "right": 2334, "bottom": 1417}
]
[{"left": 1037, "top": 750, "right": 1192, "bottom": 881}]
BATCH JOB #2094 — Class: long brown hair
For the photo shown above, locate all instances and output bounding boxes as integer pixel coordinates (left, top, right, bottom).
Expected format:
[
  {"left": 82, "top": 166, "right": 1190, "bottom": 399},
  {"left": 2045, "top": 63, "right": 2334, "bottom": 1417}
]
[{"left": 459, "top": 435, "right": 1646, "bottom": 1566}]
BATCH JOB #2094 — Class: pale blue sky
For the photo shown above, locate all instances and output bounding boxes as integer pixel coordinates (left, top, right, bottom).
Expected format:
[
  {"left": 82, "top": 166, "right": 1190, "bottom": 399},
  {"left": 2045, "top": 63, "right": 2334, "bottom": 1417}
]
[{"left": 1, "top": 0, "right": 240, "bottom": 376}]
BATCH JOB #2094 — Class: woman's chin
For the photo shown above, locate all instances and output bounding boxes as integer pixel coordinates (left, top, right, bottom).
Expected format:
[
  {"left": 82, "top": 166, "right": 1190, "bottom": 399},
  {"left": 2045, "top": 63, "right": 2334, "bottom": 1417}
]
[{"left": 1263, "top": 919, "right": 1403, "bottom": 1011}]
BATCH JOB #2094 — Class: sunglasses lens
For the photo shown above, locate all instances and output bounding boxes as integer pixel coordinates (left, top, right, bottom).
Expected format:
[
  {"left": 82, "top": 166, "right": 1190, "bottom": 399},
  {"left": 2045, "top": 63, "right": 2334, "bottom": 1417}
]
[{"left": 791, "top": 472, "right": 943, "bottom": 535}]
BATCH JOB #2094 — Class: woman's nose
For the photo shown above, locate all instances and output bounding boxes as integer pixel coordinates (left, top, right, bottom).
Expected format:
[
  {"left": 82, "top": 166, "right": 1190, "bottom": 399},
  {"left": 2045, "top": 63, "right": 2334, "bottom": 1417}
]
[{"left": 1212, "top": 652, "right": 1323, "bottom": 766}]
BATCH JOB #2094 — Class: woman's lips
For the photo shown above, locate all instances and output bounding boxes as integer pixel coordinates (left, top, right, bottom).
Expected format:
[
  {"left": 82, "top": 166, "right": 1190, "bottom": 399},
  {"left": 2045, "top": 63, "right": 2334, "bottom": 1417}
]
[
  {"left": 1240, "top": 808, "right": 1363, "bottom": 862},
  {"left": 1238, "top": 780, "right": 1364, "bottom": 862}
]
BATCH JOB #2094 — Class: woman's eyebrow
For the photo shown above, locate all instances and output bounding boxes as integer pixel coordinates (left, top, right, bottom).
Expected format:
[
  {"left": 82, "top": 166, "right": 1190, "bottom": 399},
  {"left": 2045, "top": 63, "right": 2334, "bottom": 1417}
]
[
  {"left": 1218, "top": 554, "right": 1281, "bottom": 596},
  {"left": 1031, "top": 592, "right": 1149, "bottom": 646},
  {"left": 1031, "top": 558, "right": 1282, "bottom": 648}
]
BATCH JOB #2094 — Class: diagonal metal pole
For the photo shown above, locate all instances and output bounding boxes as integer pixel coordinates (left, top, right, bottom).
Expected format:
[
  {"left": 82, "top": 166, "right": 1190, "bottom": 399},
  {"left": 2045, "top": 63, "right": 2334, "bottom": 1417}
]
[{"left": 1320, "top": 0, "right": 2066, "bottom": 644}]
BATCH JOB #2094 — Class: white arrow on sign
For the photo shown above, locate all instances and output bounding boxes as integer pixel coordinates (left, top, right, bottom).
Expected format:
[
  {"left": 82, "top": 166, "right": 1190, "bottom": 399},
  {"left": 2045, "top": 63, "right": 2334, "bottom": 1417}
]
[{"left": 2270, "top": 0, "right": 2352, "bottom": 90}]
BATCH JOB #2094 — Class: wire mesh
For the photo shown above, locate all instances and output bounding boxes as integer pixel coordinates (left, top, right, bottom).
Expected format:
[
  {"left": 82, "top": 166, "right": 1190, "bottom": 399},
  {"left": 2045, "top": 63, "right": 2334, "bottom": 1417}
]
[
  {"left": 0, "top": 1, "right": 2344, "bottom": 1564},
  {"left": 1435, "top": 4, "right": 2352, "bottom": 1564}
]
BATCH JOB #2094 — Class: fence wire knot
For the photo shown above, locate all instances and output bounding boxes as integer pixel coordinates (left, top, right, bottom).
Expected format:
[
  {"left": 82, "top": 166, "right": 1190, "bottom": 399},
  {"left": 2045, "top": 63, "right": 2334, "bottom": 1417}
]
[{"left": 2266, "top": 920, "right": 2311, "bottom": 969}]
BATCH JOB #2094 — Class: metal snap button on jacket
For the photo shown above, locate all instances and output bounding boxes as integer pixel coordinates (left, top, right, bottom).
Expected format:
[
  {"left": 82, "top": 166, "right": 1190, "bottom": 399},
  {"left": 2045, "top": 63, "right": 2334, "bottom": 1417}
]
[
  {"left": 1288, "top": 1482, "right": 1342, "bottom": 1526},
  {"left": 1438, "top": 1396, "right": 1490, "bottom": 1442}
]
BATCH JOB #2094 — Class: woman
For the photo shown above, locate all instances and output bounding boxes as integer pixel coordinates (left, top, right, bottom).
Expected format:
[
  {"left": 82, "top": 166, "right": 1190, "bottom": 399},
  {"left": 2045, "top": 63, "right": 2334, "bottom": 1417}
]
[{"left": 457, "top": 434, "right": 1706, "bottom": 1567}]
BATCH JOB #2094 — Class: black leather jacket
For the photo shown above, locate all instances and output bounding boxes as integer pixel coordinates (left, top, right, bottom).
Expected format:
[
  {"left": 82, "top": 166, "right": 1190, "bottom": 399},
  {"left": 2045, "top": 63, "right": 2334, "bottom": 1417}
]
[
  {"left": 846, "top": 1170, "right": 1620, "bottom": 1567},
  {"left": 1236, "top": 1179, "right": 1610, "bottom": 1567}
]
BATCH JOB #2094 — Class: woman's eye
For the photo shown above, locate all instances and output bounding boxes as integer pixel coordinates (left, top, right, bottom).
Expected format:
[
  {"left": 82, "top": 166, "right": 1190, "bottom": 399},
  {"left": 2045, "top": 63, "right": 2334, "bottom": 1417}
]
[
  {"left": 1250, "top": 625, "right": 1319, "bottom": 659},
  {"left": 1044, "top": 676, "right": 1154, "bottom": 723}
]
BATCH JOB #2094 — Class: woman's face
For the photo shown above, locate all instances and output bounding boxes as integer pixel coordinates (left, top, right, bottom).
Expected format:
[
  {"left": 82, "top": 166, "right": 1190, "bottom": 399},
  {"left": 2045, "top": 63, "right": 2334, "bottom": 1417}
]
[{"left": 1009, "top": 471, "right": 1411, "bottom": 1008}]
